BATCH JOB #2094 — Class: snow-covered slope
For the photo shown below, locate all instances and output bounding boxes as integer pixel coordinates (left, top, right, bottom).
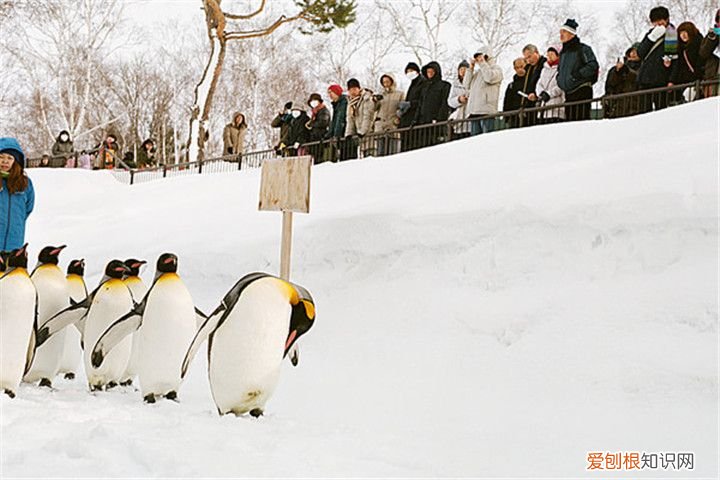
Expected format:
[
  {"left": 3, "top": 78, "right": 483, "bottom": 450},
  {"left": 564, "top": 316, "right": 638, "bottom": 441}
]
[{"left": 3, "top": 99, "right": 718, "bottom": 477}]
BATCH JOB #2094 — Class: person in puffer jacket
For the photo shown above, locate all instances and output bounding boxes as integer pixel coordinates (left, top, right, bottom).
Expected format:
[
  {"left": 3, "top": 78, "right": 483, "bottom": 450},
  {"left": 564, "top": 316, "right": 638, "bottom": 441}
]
[
  {"left": 535, "top": 45, "right": 565, "bottom": 123},
  {"left": 373, "top": 73, "right": 405, "bottom": 155},
  {"left": 0, "top": 137, "right": 34, "bottom": 253},
  {"left": 463, "top": 47, "right": 503, "bottom": 135}
]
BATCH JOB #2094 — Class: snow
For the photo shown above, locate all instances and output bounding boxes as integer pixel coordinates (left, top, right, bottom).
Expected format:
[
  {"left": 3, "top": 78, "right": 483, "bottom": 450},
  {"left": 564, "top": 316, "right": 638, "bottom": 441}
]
[{"left": 2, "top": 99, "right": 719, "bottom": 477}]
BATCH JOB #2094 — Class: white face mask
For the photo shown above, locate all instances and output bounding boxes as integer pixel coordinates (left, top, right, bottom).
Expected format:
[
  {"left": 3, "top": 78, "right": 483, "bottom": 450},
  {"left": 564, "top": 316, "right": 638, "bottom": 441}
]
[
  {"left": 309, "top": 100, "right": 319, "bottom": 108},
  {"left": 291, "top": 110, "right": 301, "bottom": 118},
  {"left": 406, "top": 71, "right": 418, "bottom": 80},
  {"left": 60, "top": 134, "right": 68, "bottom": 142}
]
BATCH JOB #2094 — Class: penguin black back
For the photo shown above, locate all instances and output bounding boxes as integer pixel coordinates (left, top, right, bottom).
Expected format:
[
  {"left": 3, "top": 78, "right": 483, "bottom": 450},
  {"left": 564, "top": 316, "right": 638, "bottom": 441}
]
[
  {"left": 67, "top": 259, "right": 85, "bottom": 276},
  {"left": 38, "top": 245, "right": 66, "bottom": 265},
  {"left": 7, "top": 244, "right": 29, "bottom": 269},
  {"left": 105, "top": 260, "right": 130, "bottom": 279},
  {"left": 156, "top": 253, "right": 178, "bottom": 274},
  {"left": 124, "top": 258, "right": 147, "bottom": 277}
]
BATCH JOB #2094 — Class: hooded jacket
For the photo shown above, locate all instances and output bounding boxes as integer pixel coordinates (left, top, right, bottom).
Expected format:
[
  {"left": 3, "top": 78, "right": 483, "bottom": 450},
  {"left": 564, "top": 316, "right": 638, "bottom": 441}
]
[
  {"left": 399, "top": 72, "right": 425, "bottom": 128},
  {"left": 345, "top": 89, "right": 375, "bottom": 137},
  {"left": 462, "top": 55, "right": 504, "bottom": 116},
  {"left": 536, "top": 61, "right": 565, "bottom": 118},
  {"left": 558, "top": 36, "right": 599, "bottom": 93},
  {"left": 223, "top": 112, "right": 247, "bottom": 155},
  {"left": 415, "top": 61, "right": 452, "bottom": 124},
  {"left": 374, "top": 73, "right": 406, "bottom": 133},
  {"left": 51, "top": 130, "right": 74, "bottom": 158},
  {"left": 0, "top": 138, "right": 34, "bottom": 251}
]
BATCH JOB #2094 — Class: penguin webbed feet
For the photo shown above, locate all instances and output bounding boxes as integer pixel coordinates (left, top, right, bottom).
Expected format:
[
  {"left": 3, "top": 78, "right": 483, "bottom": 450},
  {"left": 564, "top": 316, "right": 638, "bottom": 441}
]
[
  {"left": 249, "top": 408, "right": 264, "bottom": 418},
  {"left": 63, "top": 372, "right": 75, "bottom": 380},
  {"left": 165, "top": 391, "right": 178, "bottom": 402},
  {"left": 105, "top": 381, "right": 118, "bottom": 390},
  {"left": 38, "top": 378, "right": 52, "bottom": 389},
  {"left": 119, "top": 379, "right": 133, "bottom": 387},
  {"left": 143, "top": 393, "right": 156, "bottom": 404},
  {"left": 3, "top": 389, "right": 16, "bottom": 399}
]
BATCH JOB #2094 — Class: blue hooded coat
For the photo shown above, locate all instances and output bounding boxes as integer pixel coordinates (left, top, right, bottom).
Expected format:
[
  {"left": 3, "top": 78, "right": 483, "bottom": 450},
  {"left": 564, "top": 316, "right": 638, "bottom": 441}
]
[{"left": 0, "top": 137, "right": 35, "bottom": 251}]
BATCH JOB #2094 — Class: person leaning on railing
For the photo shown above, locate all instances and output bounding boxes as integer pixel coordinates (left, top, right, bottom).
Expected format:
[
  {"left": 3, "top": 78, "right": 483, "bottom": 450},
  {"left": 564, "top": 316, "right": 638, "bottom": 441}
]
[
  {"left": 304, "top": 93, "right": 330, "bottom": 164},
  {"left": 502, "top": 58, "right": 528, "bottom": 129},
  {"left": 557, "top": 18, "right": 599, "bottom": 122},
  {"left": 344, "top": 78, "right": 375, "bottom": 160},
  {"left": 604, "top": 46, "right": 642, "bottom": 118},
  {"left": 398, "top": 62, "right": 425, "bottom": 153},
  {"left": 324, "top": 85, "right": 348, "bottom": 162},
  {"left": 636, "top": 6, "right": 676, "bottom": 113},
  {"left": 535, "top": 45, "right": 565, "bottom": 124},
  {"left": 372, "top": 73, "right": 405, "bottom": 156},
  {"left": 669, "top": 22, "right": 705, "bottom": 103},
  {"left": 699, "top": 9, "right": 720, "bottom": 98},
  {"left": 51, "top": 130, "right": 74, "bottom": 163}
]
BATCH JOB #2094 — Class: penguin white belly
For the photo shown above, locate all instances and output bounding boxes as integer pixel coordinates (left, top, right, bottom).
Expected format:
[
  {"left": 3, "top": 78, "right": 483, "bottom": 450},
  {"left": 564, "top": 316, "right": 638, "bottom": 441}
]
[
  {"left": 0, "top": 271, "right": 37, "bottom": 393},
  {"left": 122, "top": 278, "right": 147, "bottom": 382},
  {"left": 209, "top": 282, "right": 291, "bottom": 415},
  {"left": 58, "top": 275, "right": 86, "bottom": 375},
  {"left": 137, "top": 276, "right": 196, "bottom": 396},
  {"left": 24, "top": 267, "right": 69, "bottom": 382},
  {"left": 84, "top": 280, "right": 133, "bottom": 387}
]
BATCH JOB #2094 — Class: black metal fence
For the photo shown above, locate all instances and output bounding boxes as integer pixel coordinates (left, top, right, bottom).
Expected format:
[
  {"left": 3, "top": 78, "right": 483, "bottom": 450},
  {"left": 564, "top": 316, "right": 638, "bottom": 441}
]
[{"left": 27, "top": 79, "right": 719, "bottom": 185}]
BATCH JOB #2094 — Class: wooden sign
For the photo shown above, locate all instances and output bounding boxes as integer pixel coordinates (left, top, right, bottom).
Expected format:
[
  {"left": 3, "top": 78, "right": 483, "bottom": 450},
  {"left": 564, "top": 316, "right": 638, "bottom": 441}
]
[{"left": 259, "top": 156, "right": 312, "bottom": 213}]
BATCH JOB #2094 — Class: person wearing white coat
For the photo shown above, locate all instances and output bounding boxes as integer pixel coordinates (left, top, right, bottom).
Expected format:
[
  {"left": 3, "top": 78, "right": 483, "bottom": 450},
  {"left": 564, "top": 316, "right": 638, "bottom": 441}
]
[
  {"left": 448, "top": 60, "right": 471, "bottom": 139},
  {"left": 535, "top": 46, "right": 565, "bottom": 123},
  {"left": 462, "top": 46, "right": 504, "bottom": 136}
]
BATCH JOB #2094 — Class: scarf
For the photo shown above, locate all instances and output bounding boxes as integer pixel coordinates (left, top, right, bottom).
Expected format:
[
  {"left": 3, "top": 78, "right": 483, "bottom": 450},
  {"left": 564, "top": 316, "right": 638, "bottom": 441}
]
[
  {"left": 348, "top": 93, "right": 362, "bottom": 117},
  {"left": 548, "top": 58, "right": 560, "bottom": 67},
  {"left": 311, "top": 104, "right": 325, "bottom": 119},
  {"left": 664, "top": 23, "right": 678, "bottom": 59},
  {"left": 0, "top": 171, "right": 9, "bottom": 178}
]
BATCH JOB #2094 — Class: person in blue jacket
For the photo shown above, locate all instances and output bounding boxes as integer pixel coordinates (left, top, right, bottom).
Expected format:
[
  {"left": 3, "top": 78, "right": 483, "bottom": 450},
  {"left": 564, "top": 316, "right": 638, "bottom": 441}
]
[{"left": 0, "top": 137, "right": 35, "bottom": 253}]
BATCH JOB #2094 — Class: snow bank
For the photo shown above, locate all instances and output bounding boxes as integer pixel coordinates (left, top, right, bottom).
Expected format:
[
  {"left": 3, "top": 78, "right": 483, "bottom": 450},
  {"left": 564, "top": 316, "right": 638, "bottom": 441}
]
[{"left": 3, "top": 99, "right": 718, "bottom": 477}]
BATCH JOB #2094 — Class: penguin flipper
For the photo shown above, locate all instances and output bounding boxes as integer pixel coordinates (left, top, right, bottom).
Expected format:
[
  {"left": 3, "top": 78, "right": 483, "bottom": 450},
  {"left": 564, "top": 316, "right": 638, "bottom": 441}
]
[
  {"left": 181, "top": 304, "right": 226, "bottom": 379},
  {"left": 36, "top": 298, "right": 91, "bottom": 347},
  {"left": 90, "top": 308, "right": 144, "bottom": 368},
  {"left": 24, "top": 296, "right": 39, "bottom": 375}
]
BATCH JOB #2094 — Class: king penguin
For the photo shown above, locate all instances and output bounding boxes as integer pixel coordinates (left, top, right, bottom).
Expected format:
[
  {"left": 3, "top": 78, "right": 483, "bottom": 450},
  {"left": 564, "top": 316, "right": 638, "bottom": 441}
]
[
  {"left": 180, "top": 273, "right": 315, "bottom": 417},
  {"left": 0, "top": 245, "right": 38, "bottom": 398},
  {"left": 57, "top": 259, "right": 87, "bottom": 381},
  {"left": 24, "top": 245, "right": 69, "bottom": 388},
  {"left": 91, "top": 253, "right": 203, "bottom": 403},
  {"left": 119, "top": 258, "right": 147, "bottom": 387}
]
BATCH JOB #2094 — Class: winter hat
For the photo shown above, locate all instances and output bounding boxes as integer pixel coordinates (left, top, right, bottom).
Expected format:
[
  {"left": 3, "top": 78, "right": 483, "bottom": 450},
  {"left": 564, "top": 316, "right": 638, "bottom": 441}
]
[
  {"left": 346, "top": 78, "right": 361, "bottom": 90},
  {"left": 308, "top": 93, "right": 323, "bottom": 105},
  {"left": 649, "top": 6, "right": 669, "bottom": 23},
  {"left": 0, "top": 137, "right": 26, "bottom": 169},
  {"left": 284, "top": 101, "right": 293, "bottom": 110},
  {"left": 473, "top": 46, "right": 493, "bottom": 58},
  {"left": 561, "top": 18, "right": 578, "bottom": 35},
  {"left": 379, "top": 74, "right": 394, "bottom": 86},
  {"left": 327, "top": 84, "right": 343, "bottom": 96},
  {"left": 547, "top": 44, "right": 562, "bottom": 56},
  {"left": 458, "top": 60, "right": 470, "bottom": 69},
  {"left": 405, "top": 62, "right": 420, "bottom": 73}
]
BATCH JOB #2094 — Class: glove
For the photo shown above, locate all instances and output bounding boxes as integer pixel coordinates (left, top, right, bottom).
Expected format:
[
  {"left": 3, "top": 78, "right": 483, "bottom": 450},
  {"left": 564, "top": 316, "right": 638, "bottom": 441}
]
[
  {"left": 293, "top": 142, "right": 300, "bottom": 149},
  {"left": 713, "top": 26, "right": 720, "bottom": 36},
  {"left": 648, "top": 25, "right": 666, "bottom": 42},
  {"left": 539, "top": 91, "right": 550, "bottom": 103},
  {"left": 373, "top": 94, "right": 384, "bottom": 102}
]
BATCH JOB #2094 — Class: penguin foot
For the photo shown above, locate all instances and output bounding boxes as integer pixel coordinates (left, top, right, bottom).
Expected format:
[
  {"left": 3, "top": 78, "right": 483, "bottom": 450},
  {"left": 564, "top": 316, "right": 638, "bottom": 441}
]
[
  {"left": 90, "top": 384, "right": 103, "bottom": 392},
  {"left": 105, "top": 381, "right": 118, "bottom": 390},
  {"left": 249, "top": 408, "right": 264, "bottom": 418},
  {"left": 3, "top": 389, "right": 15, "bottom": 399},
  {"left": 64, "top": 372, "right": 76, "bottom": 380},
  {"left": 165, "top": 391, "right": 178, "bottom": 402},
  {"left": 143, "top": 394, "right": 156, "bottom": 404},
  {"left": 38, "top": 378, "right": 52, "bottom": 388},
  {"left": 119, "top": 379, "right": 133, "bottom": 387}
]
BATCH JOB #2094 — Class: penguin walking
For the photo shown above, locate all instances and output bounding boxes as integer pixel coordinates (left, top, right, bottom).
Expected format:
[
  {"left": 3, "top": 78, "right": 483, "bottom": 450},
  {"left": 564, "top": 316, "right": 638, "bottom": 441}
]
[
  {"left": 0, "top": 245, "right": 38, "bottom": 398},
  {"left": 119, "top": 258, "right": 147, "bottom": 387},
  {"left": 24, "top": 245, "right": 69, "bottom": 388},
  {"left": 180, "top": 273, "right": 315, "bottom": 417},
  {"left": 57, "top": 259, "right": 87, "bottom": 381},
  {"left": 91, "top": 254, "right": 203, "bottom": 403}
]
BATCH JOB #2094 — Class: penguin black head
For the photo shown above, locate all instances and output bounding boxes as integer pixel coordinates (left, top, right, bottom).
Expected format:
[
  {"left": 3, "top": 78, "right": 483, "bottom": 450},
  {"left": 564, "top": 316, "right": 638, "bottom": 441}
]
[
  {"left": 124, "top": 258, "right": 147, "bottom": 277},
  {"left": 7, "top": 244, "right": 29, "bottom": 269},
  {"left": 67, "top": 259, "right": 85, "bottom": 276},
  {"left": 285, "top": 284, "right": 316, "bottom": 358},
  {"left": 105, "top": 259, "right": 130, "bottom": 279},
  {"left": 156, "top": 253, "right": 178, "bottom": 274},
  {"left": 38, "top": 245, "right": 66, "bottom": 265},
  {"left": 0, "top": 252, "right": 5, "bottom": 272}
]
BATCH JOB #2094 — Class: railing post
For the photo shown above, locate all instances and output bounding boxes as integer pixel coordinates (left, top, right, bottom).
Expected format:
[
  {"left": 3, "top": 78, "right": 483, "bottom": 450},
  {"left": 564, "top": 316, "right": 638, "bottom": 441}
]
[
  {"left": 163, "top": 164, "right": 167, "bottom": 178},
  {"left": 129, "top": 169, "right": 135, "bottom": 185},
  {"left": 198, "top": 159, "right": 203, "bottom": 174},
  {"left": 446, "top": 121, "right": 452, "bottom": 144},
  {"left": 518, "top": 108, "right": 525, "bottom": 128},
  {"left": 238, "top": 153, "right": 243, "bottom": 171}
]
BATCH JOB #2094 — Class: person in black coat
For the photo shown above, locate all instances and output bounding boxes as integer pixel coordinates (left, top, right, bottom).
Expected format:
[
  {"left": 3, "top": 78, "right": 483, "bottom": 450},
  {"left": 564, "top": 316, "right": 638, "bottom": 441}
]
[
  {"left": 415, "top": 61, "right": 451, "bottom": 125},
  {"left": 670, "top": 22, "right": 705, "bottom": 95},
  {"left": 503, "top": 58, "right": 528, "bottom": 128},
  {"left": 271, "top": 101, "right": 293, "bottom": 154},
  {"left": 284, "top": 107, "right": 310, "bottom": 157},
  {"left": 324, "top": 84, "right": 350, "bottom": 161},
  {"left": 521, "top": 44, "right": 547, "bottom": 125},
  {"left": 399, "top": 62, "right": 425, "bottom": 152},
  {"left": 604, "top": 47, "right": 642, "bottom": 118},
  {"left": 636, "top": 6, "right": 675, "bottom": 112},
  {"left": 305, "top": 93, "right": 331, "bottom": 164},
  {"left": 557, "top": 19, "right": 599, "bottom": 121}
]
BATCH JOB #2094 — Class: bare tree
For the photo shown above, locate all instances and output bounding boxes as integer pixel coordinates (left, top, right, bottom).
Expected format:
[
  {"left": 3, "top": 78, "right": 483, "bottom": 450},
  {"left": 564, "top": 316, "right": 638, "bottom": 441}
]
[
  {"left": 186, "top": 0, "right": 355, "bottom": 162},
  {"left": 462, "top": 0, "right": 541, "bottom": 61},
  {"left": 375, "top": 0, "right": 459, "bottom": 66},
  {"left": 666, "top": 0, "right": 718, "bottom": 28}
]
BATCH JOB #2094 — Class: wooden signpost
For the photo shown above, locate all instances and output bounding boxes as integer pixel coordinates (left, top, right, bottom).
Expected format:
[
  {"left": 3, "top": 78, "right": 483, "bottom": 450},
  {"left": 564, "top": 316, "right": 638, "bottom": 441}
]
[{"left": 258, "top": 155, "right": 312, "bottom": 281}]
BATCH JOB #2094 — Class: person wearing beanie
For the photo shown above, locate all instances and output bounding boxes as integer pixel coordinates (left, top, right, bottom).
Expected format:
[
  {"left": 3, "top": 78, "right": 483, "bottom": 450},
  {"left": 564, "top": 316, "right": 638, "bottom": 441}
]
[
  {"left": 51, "top": 130, "right": 74, "bottom": 162},
  {"left": 399, "top": 61, "right": 426, "bottom": 152},
  {"left": 372, "top": 73, "right": 405, "bottom": 155},
  {"left": 463, "top": 47, "right": 503, "bottom": 136},
  {"left": 604, "top": 46, "right": 642, "bottom": 118},
  {"left": 637, "top": 6, "right": 676, "bottom": 111},
  {"left": 448, "top": 60, "right": 471, "bottom": 139},
  {"left": 344, "top": 78, "right": 375, "bottom": 159},
  {"left": 324, "top": 84, "right": 348, "bottom": 161},
  {"left": 557, "top": 18, "right": 599, "bottom": 121},
  {"left": 699, "top": 8, "right": 720, "bottom": 97},
  {"left": 0, "top": 137, "right": 34, "bottom": 252},
  {"left": 271, "top": 101, "right": 294, "bottom": 153},
  {"left": 535, "top": 45, "right": 565, "bottom": 123},
  {"left": 304, "top": 93, "right": 331, "bottom": 164}
]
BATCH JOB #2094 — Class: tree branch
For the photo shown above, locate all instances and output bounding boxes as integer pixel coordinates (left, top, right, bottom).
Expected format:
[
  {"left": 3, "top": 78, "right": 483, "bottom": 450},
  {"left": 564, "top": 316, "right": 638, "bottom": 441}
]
[
  {"left": 225, "top": 13, "right": 305, "bottom": 40},
  {"left": 223, "top": 0, "right": 266, "bottom": 20}
]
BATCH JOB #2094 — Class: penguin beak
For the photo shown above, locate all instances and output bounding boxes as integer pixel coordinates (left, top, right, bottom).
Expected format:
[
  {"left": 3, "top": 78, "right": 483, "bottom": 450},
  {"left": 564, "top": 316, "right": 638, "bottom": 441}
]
[
  {"left": 133, "top": 261, "right": 147, "bottom": 269},
  {"left": 50, "top": 245, "right": 67, "bottom": 256}
]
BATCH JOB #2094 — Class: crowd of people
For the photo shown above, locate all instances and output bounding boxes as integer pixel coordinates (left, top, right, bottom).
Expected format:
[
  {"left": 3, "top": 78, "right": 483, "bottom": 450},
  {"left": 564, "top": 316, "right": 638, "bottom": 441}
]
[{"left": 35, "top": 132, "right": 158, "bottom": 170}]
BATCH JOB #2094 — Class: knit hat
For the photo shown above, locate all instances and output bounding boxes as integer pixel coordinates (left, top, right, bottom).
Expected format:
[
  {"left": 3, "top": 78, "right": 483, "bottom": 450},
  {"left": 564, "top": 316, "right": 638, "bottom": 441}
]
[
  {"left": 284, "top": 101, "right": 293, "bottom": 110},
  {"left": 327, "top": 84, "right": 343, "bottom": 97},
  {"left": 346, "top": 78, "right": 361, "bottom": 90},
  {"left": 0, "top": 137, "right": 26, "bottom": 170},
  {"left": 458, "top": 60, "right": 470, "bottom": 69},
  {"left": 307, "top": 93, "right": 323, "bottom": 105},
  {"left": 405, "top": 62, "right": 420, "bottom": 73},
  {"left": 561, "top": 18, "right": 578, "bottom": 35}
]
